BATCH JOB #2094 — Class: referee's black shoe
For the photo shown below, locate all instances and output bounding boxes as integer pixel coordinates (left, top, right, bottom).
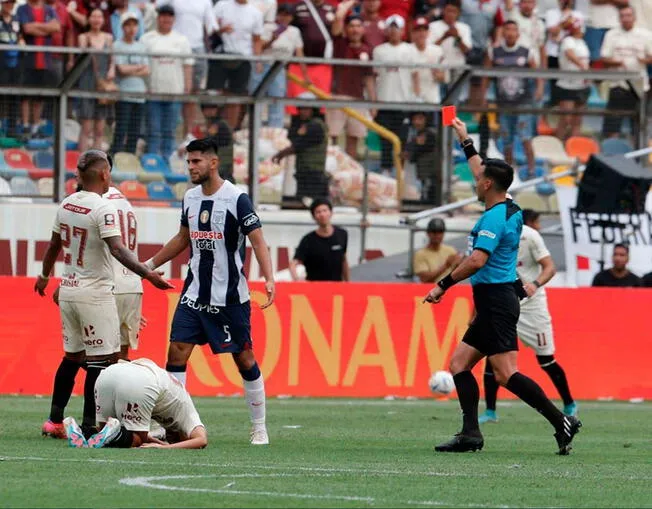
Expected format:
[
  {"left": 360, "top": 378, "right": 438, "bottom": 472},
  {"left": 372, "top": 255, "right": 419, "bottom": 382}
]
[
  {"left": 554, "top": 415, "right": 582, "bottom": 455},
  {"left": 435, "top": 432, "right": 484, "bottom": 453}
]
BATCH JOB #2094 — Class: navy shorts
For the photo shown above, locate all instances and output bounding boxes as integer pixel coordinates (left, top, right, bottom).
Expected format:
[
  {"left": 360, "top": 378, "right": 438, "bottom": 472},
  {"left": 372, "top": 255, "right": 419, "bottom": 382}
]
[{"left": 170, "top": 297, "right": 252, "bottom": 354}]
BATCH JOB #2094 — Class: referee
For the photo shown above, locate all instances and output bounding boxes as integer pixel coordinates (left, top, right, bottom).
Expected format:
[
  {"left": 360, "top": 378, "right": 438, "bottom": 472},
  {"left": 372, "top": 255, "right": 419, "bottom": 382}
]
[{"left": 424, "top": 118, "right": 582, "bottom": 455}]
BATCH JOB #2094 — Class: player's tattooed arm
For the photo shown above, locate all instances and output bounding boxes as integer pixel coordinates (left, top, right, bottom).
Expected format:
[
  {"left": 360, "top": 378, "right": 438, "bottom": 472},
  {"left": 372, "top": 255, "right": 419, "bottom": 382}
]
[
  {"left": 248, "top": 228, "right": 275, "bottom": 309},
  {"left": 104, "top": 236, "right": 174, "bottom": 290},
  {"left": 146, "top": 225, "right": 190, "bottom": 270},
  {"left": 524, "top": 255, "right": 556, "bottom": 297},
  {"left": 35, "top": 232, "right": 62, "bottom": 296}
]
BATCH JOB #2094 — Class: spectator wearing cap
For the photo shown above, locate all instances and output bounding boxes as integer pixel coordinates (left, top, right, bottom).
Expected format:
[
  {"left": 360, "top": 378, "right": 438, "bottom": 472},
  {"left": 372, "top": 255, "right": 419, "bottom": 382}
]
[
  {"left": 360, "top": 0, "right": 385, "bottom": 50},
  {"left": 46, "top": 0, "right": 74, "bottom": 80},
  {"left": 378, "top": 0, "right": 416, "bottom": 28},
  {"left": 77, "top": 8, "right": 114, "bottom": 152},
  {"left": 556, "top": 15, "right": 590, "bottom": 140},
  {"left": 272, "top": 100, "right": 329, "bottom": 203},
  {"left": 156, "top": 0, "right": 216, "bottom": 138},
  {"left": 0, "top": 0, "right": 21, "bottom": 138},
  {"left": 413, "top": 218, "right": 460, "bottom": 283},
  {"left": 110, "top": 0, "right": 143, "bottom": 41},
  {"left": 250, "top": 3, "right": 309, "bottom": 128},
  {"left": 427, "top": 0, "right": 471, "bottom": 84},
  {"left": 372, "top": 14, "right": 414, "bottom": 175},
  {"left": 111, "top": 10, "right": 149, "bottom": 154},
  {"left": 16, "top": 0, "right": 60, "bottom": 137},
  {"left": 210, "top": 0, "right": 263, "bottom": 130},
  {"left": 410, "top": 16, "right": 445, "bottom": 106},
  {"left": 485, "top": 20, "right": 542, "bottom": 176},
  {"left": 586, "top": 0, "right": 626, "bottom": 64},
  {"left": 141, "top": 4, "right": 193, "bottom": 157},
  {"left": 601, "top": 5, "right": 652, "bottom": 139},
  {"left": 504, "top": 0, "right": 546, "bottom": 68},
  {"left": 330, "top": 1, "right": 376, "bottom": 159},
  {"left": 289, "top": 198, "right": 349, "bottom": 282},
  {"left": 405, "top": 111, "right": 440, "bottom": 204}
]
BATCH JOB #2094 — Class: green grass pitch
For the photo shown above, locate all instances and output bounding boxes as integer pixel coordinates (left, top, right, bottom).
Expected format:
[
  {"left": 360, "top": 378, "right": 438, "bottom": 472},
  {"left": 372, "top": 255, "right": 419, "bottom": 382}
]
[{"left": 1, "top": 396, "right": 651, "bottom": 508}]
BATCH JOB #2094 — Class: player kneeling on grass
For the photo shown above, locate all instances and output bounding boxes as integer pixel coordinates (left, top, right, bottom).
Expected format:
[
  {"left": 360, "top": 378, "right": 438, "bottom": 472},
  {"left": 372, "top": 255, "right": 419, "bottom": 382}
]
[{"left": 64, "top": 358, "right": 207, "bottom": 449}]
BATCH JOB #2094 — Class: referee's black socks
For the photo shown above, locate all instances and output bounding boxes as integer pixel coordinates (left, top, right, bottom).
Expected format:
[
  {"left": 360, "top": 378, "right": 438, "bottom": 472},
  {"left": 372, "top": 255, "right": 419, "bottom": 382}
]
[
  {"left": 483, "top": 363, "right": 499, "bottom": 412},
  {"left": 506, "top": 372, "right": 564, "bottom": 429},
  {"left": 537, "top": 355, "right": 574, "bottom": 407},
  {"left": 453, "top": 371, "right": 481, "bottom": 435}
]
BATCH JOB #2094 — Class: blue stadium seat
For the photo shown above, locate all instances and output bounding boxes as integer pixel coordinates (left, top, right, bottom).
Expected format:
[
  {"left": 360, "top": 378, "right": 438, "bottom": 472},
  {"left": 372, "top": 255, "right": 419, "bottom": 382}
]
[
  {"left": 26, "top": 138, "right": 52, "bottom": 150},
  {"left": 518, "top": 166, "right": 546, "bottom": 181},
  {"left": 33, "top": 150, "right": 54, "bottom": 169},
  {"left": 535, "top": 181, "right": 555, "bottom": 196},
  {"left": 600, "top": 138, "right": 632, "bottom": 156},
  {"left": 165, "top": 173, "right": 188, "bottom": 185},
  {"left": 111, "top": 171, "right": 138, "bottom": 183},
  {"left": 0, "top": 168, "right": 29, "bottom": 179},
  {"left": 10, "top": 176, "right": 38, "bottom": 195},
  {"left": 147, "top": 181, "right": 175, "bottom": 201},
  {"left": 141, "top": 153, "right": 170, "bottom": 174},
  {"left": 0, "top": 150, "right": 7, "bottom": 170}
]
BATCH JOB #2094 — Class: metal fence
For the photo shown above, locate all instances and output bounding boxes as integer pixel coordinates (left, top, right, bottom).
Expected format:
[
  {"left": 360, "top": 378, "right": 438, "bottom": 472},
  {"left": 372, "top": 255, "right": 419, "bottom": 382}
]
[{"left": 0, "top": 45, "right": 646, "bottom": 213}]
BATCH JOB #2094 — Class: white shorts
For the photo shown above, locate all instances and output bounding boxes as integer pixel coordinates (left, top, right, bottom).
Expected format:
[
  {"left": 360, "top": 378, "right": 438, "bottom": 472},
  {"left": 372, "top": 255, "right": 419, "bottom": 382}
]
[
  {"left": 95, "top": 361, "right": 158, "bottom": 432},
  {"left": 60, "top": 300, "right": 120, "bottom": 356},
  {"left": 115, "top": 293, "right": 143, "bottom": 349},
  {"left": 517, "top": 302, "right": 555, "bottom": 356},
  {"left": 325, "top": 98, "right": 370, "bottom": 138}
]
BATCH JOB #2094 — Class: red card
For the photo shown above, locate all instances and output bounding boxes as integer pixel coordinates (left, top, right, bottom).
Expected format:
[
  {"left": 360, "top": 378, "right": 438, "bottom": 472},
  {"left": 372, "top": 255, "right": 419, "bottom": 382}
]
[{"left": 442, "top": 105, "right": 457, "bottom": 126}]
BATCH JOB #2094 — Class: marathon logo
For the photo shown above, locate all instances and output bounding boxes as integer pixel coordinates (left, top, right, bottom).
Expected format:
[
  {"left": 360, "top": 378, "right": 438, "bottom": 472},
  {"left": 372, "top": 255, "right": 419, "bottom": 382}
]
[
  {"left": 181, "top": 295, "right": 221, "bottom": 314},
  {"left": 190, "top": 231, "right": 223, "bottom": 240},
  {"left": 63, "top": 203, "right": 91, "bottom": 215},
  {"left": 478, "top": 230, "right": 496, "bottom": 239}
]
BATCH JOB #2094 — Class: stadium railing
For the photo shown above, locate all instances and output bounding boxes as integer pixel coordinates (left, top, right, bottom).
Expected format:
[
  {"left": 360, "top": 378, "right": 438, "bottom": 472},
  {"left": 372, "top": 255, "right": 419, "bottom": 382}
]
[{"left": 0, "top": 45, "right": 645, "bottom": 215}]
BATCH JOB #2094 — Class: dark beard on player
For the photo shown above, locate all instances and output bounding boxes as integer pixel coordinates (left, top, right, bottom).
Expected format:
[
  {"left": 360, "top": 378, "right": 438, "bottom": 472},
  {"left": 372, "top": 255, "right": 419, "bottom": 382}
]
[{"left": 192, "top": 173, "right": 210, "bottom": 185}]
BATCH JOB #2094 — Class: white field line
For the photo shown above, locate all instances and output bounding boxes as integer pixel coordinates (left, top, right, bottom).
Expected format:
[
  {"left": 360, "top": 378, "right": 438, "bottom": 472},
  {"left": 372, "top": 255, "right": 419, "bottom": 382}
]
[
  {"left": 119, "top": 475, "right": 374, "bottom": 503},
  {"left": 0, "top": 455, "right": 487, "bottom": 478}
]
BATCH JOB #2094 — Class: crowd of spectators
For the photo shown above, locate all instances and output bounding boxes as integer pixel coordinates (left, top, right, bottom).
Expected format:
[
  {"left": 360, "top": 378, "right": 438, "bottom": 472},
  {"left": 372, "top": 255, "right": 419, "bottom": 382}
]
[{"left": 0, "top": 0, "right": 651, "bottom": 199}]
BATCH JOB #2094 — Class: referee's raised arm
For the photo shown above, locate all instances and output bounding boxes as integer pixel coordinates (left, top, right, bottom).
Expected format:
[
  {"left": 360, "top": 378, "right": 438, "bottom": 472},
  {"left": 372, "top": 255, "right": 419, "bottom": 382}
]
[{"left": 451, "top": 118, "right": 484, "bottom": 181}]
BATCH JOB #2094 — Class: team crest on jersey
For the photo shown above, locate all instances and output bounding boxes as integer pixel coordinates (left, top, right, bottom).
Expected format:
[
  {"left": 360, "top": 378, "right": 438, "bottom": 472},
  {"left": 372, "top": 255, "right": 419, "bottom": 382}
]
[
  {"left": 104, "top": 214, "right": 115, "bottom": 226},
  {"left": 212, "top": 211, "right": 225, "bottom": 225},
  {"left": 200, "top": 210, "right": 210, "bottom": 224}
]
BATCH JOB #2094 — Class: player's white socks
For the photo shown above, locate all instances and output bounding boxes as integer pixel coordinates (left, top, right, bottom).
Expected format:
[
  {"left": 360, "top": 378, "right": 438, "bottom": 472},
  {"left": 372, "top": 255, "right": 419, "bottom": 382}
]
[
  {"left": 243, "top": 375, "right": 266, "bottom": 426},
  {"left": 166, "top": 364, "right": 187, "bottom": 387}
]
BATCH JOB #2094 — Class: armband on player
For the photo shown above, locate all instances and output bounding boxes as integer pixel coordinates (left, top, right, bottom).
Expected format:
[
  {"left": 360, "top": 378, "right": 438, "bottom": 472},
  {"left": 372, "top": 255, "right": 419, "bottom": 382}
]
[
  {"left": 438, "top": 274, "right": 457, "bottom": 292},
  {"left": 144, "top": 258, "right": 157, "bottom": 271},
  {"left": 38, "top": 273, "right": 49, "bottom": 282}
]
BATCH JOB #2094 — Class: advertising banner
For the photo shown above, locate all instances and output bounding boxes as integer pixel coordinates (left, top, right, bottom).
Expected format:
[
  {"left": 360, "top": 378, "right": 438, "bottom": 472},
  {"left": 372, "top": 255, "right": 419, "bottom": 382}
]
[{"left": 1, "top": 277, "right": 650, "bottom": 400}]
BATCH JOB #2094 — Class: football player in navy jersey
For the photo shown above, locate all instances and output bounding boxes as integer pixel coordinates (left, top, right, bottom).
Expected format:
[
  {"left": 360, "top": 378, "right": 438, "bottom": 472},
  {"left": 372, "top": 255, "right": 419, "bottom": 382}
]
[{"left": 144, "top": 137, "right": 275, "bottom": 445}]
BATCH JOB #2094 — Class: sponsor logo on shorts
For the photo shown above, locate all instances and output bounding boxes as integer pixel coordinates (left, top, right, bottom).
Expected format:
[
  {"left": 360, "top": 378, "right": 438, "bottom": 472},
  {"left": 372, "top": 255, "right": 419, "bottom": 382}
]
[
  {"left": 121, "top": 402, "right": 142, "bottom": 423},
  {"left": 83, "top": 338, "right": 104, "bottom": 347},
  {"left": 243, "top": 213, "right": 259, "bottom": 227},
  {"left": 478, "top": 230, "right": 496, "bottom": 239},
  {"left": 181, "top": 295, "right": 220, "bottom": 314}
]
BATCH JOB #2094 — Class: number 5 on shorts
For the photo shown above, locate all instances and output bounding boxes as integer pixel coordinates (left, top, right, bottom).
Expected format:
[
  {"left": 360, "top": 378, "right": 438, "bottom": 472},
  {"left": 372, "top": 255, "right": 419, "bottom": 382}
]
[{"left": 223, "top": 325, "right": 231, "bottom": 343}]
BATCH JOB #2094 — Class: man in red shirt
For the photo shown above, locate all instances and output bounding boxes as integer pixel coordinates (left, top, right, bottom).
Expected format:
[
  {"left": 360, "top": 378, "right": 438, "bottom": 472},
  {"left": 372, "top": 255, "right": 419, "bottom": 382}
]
[
  {"left": 16, "top": 0, "right": 60, "bottom": 135},
  {"left": 329, "top": 2, "right": 376, "bottom": 159},
  {"left": 47, "top": 0, "right": 74, "bottom": 80},
  {"left": 378, "top": 0, "right": 415, "bottom": 29},
  {"left": 360, "top": 0, "right": 385, "bottom": 50}
]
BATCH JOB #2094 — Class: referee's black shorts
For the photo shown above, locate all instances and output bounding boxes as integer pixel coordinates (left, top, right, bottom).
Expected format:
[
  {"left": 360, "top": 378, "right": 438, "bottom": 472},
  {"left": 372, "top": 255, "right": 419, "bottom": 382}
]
[{"left": 463, "top": 283, "right": 521, "bottom": 356}]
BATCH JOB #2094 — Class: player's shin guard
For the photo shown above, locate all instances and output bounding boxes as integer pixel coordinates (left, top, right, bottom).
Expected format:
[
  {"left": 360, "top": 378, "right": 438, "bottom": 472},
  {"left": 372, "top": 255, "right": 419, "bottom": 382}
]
[
  {"left": 506, "top": 372, "right": 564, "bottom": 429},
  {"left": 537, "top": 355, "right": 574, "bottom": 406},
  {"left": 453, "top": 371, "right": 481, "bottom": 435},
  {"left": 240, "top": 362, "right": 265, "bottom": 425},
  {"left": 82, "top": 359, "right": 110, "bottom": 429},
  {"left": 166, "top": 363, "right": 187, "bottom": 387},
  {"left": 483, "top": 363, "right": 499, "bottom": 412},
  {"left": 49, "top": 357, "right": 83, "bottom": 423}
]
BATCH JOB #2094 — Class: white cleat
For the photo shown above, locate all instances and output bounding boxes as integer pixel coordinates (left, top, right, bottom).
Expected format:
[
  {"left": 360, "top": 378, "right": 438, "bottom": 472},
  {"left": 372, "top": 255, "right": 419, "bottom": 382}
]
[
  {"left": 87, "top": 417, "right": 122, "bottom": 449},
  {"left": 250, "top": 425, "right": 269, "bottom": 445},
  {"left": 63, "top": 417, "right": 88, "bottom": 448}
]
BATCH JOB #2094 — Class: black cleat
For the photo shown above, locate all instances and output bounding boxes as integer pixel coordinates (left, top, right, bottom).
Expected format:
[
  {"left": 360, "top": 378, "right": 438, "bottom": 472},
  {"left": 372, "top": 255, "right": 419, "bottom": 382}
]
[
  {"left": 554, "top": 415, "right": 582, "bottom": 455},
  {"left": 435, "top": 432, "right": 484, "bottom": 453}
]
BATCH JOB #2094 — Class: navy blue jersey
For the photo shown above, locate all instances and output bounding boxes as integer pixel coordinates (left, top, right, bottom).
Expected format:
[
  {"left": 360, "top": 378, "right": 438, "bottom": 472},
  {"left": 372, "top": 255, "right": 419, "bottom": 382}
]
[
  {"left": 180, "top": 181, "right": 261, "bottom": 306},
  {"left": 467, "top": 199, "right": 523, "bottom": 285}
]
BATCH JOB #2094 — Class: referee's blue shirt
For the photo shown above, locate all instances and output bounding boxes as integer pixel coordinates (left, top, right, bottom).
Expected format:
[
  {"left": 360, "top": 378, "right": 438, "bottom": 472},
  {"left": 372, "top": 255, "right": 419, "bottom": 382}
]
[{"left": 468, "top": 199, "right": 523, "bottom": 286}]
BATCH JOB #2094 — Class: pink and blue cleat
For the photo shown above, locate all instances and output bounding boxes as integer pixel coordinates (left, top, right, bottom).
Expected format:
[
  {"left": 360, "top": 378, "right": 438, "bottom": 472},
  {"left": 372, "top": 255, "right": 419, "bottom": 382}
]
[{"left": 63, "top": 417, "right": 88, "bottom": 448}]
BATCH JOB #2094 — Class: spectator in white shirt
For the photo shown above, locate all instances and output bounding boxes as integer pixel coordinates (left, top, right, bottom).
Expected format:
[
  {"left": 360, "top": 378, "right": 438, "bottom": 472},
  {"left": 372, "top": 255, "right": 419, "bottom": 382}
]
[
  {"left": 209, "top": 0, "right": 264, "bottom": 129},
  {"left": 250, "top": 4, "right": 309, "bottom": 128},
  {"left": 556, "top": 16, "right": 591, "bottom": 139},
  {"left": 504, "top": 0, "right": 547, "bottom": 67},
  {"left": 410, "top": 16, "right": 445, "bottom": 106},
  {"left": 600, "top": 5, "right": 652, "bottom": 138},
  {"left": 250, "top": 0, "right": 277, "bottom": 30},
  {"left": 428, "top": 0, "right": 471, "bottom": 70},
  {"left": 141, "top": 5, "right": 193, "bottom": 157},
  {"left": 372, "top": 14, "right": 414, "bottom": 174},
  {"left": 156, "top": 0, "right": 217, "bottom": 138},
  {"left": 585, "top": 0, "right": 629, "bottom": 63}
]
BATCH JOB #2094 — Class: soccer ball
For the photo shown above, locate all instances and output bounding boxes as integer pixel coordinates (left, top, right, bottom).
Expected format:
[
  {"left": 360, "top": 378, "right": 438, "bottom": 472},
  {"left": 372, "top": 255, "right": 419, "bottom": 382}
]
[{"left": 429, "top": 371, "right": 455, "bottom": 395}]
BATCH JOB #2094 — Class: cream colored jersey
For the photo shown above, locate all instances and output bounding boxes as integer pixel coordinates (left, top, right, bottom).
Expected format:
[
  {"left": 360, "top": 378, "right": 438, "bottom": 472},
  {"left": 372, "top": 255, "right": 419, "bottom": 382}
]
[
  {"left": 103, "top": 187, "right": 143, "bottom": 295},
  {"left": 53, "top": 191, "right": 121, "bottom": 302},
  {"left": 95, "top": 358, "right": 203, "bottom": 437},
  {"left": 517, "top": 225, "right": 550, "bottom": 306}
]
